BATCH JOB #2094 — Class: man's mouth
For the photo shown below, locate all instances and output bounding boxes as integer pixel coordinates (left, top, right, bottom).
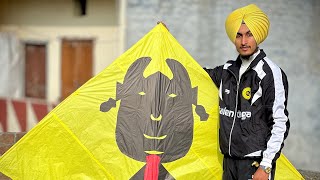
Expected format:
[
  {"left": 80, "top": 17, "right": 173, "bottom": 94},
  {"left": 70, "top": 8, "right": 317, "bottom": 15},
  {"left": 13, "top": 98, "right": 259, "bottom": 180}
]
[
  {"left": 240, "top": 46, "right": 250, "bottom": 51},
  {"left": 143, "top": 134, "right": 167, "bottom": 154},
  {"left": 143, "top": 134, "right": 167, "bottom": 140},
  {"left": 144, "top": 150, "right": 164, "bottom": 154}
]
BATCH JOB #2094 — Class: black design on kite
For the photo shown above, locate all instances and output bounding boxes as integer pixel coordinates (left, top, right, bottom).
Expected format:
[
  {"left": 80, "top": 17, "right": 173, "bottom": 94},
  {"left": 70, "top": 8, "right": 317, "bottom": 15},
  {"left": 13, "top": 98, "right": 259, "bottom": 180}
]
[
  {"left": 100, "top": 57, "right": 209, "bottom": 179},
  {"left": 100, "top": 98, "right": 116, "bottom": 112}
]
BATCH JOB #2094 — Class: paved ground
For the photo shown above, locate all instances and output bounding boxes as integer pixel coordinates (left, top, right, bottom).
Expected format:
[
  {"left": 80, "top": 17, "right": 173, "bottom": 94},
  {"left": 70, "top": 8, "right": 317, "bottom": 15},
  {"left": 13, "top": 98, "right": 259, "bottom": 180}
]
[{"left": 299, "top": 170, "right": 320, "bottom": 180}]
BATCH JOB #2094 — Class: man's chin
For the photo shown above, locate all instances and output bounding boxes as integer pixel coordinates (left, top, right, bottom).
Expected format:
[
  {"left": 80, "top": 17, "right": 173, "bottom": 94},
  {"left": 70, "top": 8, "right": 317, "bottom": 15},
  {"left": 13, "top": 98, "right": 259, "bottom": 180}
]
[{"left": 240, "top": 52, "right": 254, "bottom": 59}]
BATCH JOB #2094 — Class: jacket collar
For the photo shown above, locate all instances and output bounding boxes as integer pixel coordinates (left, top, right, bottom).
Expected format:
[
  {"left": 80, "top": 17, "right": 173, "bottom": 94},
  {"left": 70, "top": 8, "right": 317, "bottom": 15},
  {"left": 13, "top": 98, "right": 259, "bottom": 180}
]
[
  {"left": 245, "top": 49, "right": 266, "bottom": 69},
  {"left": 227, "top": 49, "right": 267, "bottom": 76}
]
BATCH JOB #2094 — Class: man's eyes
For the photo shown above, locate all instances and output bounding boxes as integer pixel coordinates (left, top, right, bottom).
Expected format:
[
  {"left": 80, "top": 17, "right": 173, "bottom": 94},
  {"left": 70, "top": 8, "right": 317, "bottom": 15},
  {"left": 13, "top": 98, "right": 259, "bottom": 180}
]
[
  {"left": 236, "top": 32, "right": 253, "bottom": 38},
  {"left": 138, "top": 92, "right": 177, "bottom": 98}
]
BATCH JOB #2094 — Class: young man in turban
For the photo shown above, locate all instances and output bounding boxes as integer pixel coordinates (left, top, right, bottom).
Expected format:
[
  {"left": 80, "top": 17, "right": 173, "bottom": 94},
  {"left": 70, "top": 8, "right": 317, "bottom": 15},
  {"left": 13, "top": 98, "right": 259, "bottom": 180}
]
[{"left": 205, "top": 4, "right": 290, "bottom": 180}]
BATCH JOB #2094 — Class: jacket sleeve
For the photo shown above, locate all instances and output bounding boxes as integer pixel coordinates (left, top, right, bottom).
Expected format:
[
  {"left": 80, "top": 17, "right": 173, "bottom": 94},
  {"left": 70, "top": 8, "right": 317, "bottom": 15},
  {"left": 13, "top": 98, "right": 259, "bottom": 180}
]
[
  {"left": 203, "top": 66, "right": 223, "bottom": 88},
  {"left": 260, "top": 68, "right": 290, "bottom": 168}
]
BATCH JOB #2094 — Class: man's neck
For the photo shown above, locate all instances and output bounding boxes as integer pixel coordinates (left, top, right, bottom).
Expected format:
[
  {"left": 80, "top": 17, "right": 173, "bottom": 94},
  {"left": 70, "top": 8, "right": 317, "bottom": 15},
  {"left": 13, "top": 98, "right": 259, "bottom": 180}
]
[
  {"left": 240, "top": 48, "right": 260, "bottom": 62},
  {"left": 239, "top": 49, "right": 260, "bottom": 79}
]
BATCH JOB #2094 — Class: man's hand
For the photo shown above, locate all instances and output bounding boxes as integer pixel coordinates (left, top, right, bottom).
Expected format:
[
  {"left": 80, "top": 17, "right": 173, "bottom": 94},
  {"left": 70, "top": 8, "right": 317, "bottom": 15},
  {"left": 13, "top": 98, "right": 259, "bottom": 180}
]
[
  {"left": 252, "top": 167, "right": 269, "bottom": 180},
  {"left": 157, "top": 21, "right": 169, "bottom": 31}
]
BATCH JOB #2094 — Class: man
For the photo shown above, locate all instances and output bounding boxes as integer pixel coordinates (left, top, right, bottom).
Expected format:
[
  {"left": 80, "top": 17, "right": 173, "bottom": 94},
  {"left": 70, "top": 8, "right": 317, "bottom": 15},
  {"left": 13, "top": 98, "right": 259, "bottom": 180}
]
[{"left": 205, "top": 4, "right": 290, "bottom": 180}]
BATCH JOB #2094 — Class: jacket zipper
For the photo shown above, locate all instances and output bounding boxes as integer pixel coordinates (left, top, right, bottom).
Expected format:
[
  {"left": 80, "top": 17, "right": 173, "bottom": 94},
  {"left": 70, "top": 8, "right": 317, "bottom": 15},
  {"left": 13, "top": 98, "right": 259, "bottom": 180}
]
[{"left": 227, "top": 69, "right": 240, "bottom": 157}]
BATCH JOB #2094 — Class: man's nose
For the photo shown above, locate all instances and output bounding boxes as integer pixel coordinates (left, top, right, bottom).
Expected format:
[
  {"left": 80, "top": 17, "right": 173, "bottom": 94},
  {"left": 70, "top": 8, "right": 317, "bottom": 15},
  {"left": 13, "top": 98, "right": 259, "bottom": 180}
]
[
  {"left": 151, "top": 100, "right": 162, "bottom": 121},
  {"left": 151, "top": 91, "right": 162, "bottom": 121},
  {"left": 241, "top": 36, "right": 247, "bottom": 45},
  {"left": 150, "top": 114, "right": 162, "bottom": 121}
]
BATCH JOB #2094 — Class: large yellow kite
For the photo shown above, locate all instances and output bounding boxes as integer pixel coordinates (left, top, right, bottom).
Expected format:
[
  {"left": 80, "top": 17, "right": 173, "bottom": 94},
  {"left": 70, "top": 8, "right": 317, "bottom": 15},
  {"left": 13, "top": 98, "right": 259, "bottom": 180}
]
[{"left": 0, "top": 23, "right": 303, "bottom": 180}]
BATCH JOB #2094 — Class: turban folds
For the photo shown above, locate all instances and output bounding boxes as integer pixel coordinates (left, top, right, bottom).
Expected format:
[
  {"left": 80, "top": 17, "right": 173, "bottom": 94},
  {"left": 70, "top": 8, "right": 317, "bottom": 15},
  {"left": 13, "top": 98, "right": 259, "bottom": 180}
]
[{"left": 225, "top": 4, "right": 270, "bottom": 45}]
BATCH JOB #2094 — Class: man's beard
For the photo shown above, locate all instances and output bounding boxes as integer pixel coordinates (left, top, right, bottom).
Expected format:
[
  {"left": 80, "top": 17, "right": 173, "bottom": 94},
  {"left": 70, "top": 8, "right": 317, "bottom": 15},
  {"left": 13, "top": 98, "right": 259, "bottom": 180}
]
[
  {"left": 240, "top": 54, "right": 252, "bottom": 59},
  {"left": 240, "top": 47, "right": 259, "bottom": 59}
]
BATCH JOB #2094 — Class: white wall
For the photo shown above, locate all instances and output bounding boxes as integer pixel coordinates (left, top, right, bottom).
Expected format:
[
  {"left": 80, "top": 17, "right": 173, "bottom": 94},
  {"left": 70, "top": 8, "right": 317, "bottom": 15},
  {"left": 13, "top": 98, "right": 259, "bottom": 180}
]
[
  {"left": 0, "top": 32, "right": 24, "bottom": 98},
  {"left": 126, "top": 0, "right": 320, "bottom": 172}
]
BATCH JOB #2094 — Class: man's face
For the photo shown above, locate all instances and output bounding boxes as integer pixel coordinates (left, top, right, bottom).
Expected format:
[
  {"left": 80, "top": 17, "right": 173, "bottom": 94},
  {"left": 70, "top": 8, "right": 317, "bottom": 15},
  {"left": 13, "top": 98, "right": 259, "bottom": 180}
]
[
  {"left": 115, "top": 58, "right": 195, "bottom": 163},
  {"left": 234, "top": 23, "right": 258, "bottom": 57}
]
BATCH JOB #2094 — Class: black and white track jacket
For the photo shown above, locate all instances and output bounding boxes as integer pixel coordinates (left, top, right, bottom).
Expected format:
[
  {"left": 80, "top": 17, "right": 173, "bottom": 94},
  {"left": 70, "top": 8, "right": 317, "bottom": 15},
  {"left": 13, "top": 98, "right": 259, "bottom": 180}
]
[{"left": 205, "top": 49, "right": 290, "bottom": 168}]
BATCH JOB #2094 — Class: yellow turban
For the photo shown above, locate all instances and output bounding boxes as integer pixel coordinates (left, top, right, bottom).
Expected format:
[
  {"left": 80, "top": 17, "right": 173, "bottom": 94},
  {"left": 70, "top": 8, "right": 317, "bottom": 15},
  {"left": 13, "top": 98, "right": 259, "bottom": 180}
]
[{"left": 225, "top": 4, "right": 270, "bottom": 45}]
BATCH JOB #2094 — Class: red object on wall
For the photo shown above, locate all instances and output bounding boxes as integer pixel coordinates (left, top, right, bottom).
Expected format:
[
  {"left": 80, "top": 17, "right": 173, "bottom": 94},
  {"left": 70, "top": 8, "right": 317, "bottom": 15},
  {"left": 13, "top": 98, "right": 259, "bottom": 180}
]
[
  {"left": 31, "top": 103, "right": 48, "bottom": 122},
  {"left": 0, "top": 98, "right": 52, "bottom": 132},
  {"left": 12, "top": 100, "right": 27, "bottom": 131},
  {"left": 0, "top": 99, "right": 7, "bottom": 132}
]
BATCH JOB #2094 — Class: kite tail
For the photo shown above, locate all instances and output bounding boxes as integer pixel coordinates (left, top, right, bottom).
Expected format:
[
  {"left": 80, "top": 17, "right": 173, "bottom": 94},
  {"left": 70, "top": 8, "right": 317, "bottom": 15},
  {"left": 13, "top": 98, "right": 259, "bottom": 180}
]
[{"left": 144, "top": 155, "right": 161, "bottom": 180}]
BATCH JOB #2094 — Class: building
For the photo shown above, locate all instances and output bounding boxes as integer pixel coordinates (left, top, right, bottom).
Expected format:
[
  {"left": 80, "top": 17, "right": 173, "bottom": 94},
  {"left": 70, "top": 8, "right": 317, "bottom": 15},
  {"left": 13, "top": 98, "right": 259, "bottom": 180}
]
[{"left": 0, "top": 0, "right": 126, "bottom": 132}]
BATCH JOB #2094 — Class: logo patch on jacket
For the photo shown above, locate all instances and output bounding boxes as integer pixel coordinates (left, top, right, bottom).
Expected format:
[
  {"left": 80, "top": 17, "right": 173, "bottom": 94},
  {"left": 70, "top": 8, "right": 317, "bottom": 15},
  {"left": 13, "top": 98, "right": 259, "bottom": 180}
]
[{"left": 242, "top": 87, "right": 251, "bottom": 100}]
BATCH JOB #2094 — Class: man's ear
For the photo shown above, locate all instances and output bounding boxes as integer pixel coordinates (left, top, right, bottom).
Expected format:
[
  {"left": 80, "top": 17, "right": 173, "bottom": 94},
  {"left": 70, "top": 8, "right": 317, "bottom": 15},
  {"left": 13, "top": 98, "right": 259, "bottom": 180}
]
[
  {"left": 100, "top": 98, "right": 117, "bottom": 112},
  {"left": 192, "top": 86, "right": 209, "bottom": 121},
  {"left": 195, "top": 105, "right": 209, "bottom": 121},
  {"left": 100, "top": 82, "right": 124, "bottom": 112}
]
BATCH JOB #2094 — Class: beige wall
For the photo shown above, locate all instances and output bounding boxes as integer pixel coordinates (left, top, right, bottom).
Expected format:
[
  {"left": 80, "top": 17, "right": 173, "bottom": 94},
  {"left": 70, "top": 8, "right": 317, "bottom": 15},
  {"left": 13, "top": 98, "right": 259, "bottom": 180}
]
[
  {"left": 0, "top": 0, "right": 118, "bottom": 26},
  {"left": 0, "top": 25, "right": 121, "bottom": 103},
  {"left": 0, "top": 0, "right": 124, "bottom": 103}
]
